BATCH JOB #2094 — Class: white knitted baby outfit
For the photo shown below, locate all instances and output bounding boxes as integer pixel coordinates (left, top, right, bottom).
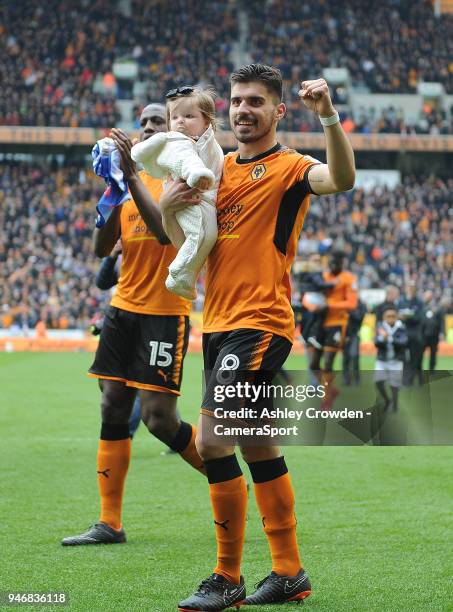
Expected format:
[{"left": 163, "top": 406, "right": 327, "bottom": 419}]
[{"left": 131, "top": 125, "right": 223, "bottom": 300}]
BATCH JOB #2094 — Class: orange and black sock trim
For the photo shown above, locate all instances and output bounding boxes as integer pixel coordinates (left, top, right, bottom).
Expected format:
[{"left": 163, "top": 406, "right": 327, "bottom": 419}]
[
  {"left": 204, "top": 454, "right": 248, "bottom": 585},
  {"left": 97, "top": 422, "right": 131, "bottom": 531},
  {"left": 100, "top": 422, "right": 130, "bottom": 441},
  {"left": 168, "top": 421, "right": 206, "bottom": 475},
  {"left": 248, "top": 456, "right": 302, "bottom": 577}
]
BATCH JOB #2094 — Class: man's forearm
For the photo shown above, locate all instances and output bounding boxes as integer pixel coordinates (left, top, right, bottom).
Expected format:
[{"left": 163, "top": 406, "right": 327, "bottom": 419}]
[
  {"left": 128, "top": 174, "right": 170, "bottom": 244},
  {"left": 95, "top": 256, "right": 119, "bottom": 289},
  {"left": 93, "top": 207, "right": 121, "bottom": 258},
  {"left": 299, "top": 78, "right": 355, "bottom": 193},
  {"left": 323, "top": 121, "right": 356, "bottom": 191}
]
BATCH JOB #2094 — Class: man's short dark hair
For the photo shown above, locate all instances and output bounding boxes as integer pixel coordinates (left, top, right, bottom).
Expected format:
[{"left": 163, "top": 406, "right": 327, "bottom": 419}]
[
  {"left": 330, "top": 250, "right": 345, "bottom": 261},
  {"left": 382, "top": 304, "right": 398, "bottom": 316},
  {"left": 230, "top": 64, "right": 283, "bottom": 102}
]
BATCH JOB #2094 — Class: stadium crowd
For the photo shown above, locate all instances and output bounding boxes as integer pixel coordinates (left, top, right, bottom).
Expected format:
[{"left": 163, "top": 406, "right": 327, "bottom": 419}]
[
  {"left": 1, "top": 162, "right": 451, "bottom": 330},
  {"left": 0, "top": 0, "right": 451, "bottom": 329},
  {"left": 0, "top": 0, "right": 236, "bottom": 128},
  {"left": 246, "top": 0, "right": 453, "bottom": 93},
  {"left": 283, "top": 105, "right": 453, "bottom": 135},
  {"left": 298, "top": 175, "right": 452, "bottom": 303},
  {"left": 0, "top": 162, "right": 108, "bottom": 330},
  {"left": 1, "top": 0, "right": 452, "bottom": 130},
  {"left": 348, "top": 105, "right": 453, "bottom": 136}
]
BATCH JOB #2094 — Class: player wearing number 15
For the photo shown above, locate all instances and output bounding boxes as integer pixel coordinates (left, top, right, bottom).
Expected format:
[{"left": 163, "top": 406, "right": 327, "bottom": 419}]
[{"left": 61, "top": 104, "right": 205, "bottom": 547}]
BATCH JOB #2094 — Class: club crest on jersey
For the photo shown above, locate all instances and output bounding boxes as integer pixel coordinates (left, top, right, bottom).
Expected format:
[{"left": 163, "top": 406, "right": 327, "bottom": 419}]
[{"left": 251, "top": 163, "right": 266, "bottom": 180}]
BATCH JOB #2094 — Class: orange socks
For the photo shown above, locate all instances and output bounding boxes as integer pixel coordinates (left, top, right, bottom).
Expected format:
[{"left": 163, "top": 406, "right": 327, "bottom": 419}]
[
  {"left": 96, "top": 421, "right": 204, "bottom": 532},
  {"left": 249, "top": 457, "right": 302, "bottom": 577},
  {"left": 97, "top": 433, "right": 131, "bottom": 530},
  {"left": 204, "top": 455, "right": 302, "bottom": 581},
  {"left": 205, "top": 455, "right": 248, "bottom": 585}
]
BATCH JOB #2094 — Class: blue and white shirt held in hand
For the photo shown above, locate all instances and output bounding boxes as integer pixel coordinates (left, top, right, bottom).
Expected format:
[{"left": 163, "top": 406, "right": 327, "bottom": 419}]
[{"left": 92, "top": 137, "right": 131, "bottom": 228}]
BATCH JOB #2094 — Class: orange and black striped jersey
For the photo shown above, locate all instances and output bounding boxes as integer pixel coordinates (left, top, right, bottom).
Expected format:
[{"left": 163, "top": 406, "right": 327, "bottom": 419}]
[
  {"left": 323, "top": 270, "right": 358, "bottom": 327},
  {"left": 203, "top": 144, "right": 319, "bottom": 343},
  {"left": 111, "top": 172, "right": 191, "bottom": 316}
]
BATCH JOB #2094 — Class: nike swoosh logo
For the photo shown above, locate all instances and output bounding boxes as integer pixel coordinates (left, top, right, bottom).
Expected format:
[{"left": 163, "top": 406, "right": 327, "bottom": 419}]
[
  {"left": 284, "top": 575, "right": 307, "bottom": 594},
  {"left": 223, "top": 584, "right": 245, "bottom": 605}
]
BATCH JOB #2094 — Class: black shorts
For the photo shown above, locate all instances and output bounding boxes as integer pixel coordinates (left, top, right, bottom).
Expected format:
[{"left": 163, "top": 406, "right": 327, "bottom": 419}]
[
  {"left": 89, "top": 306, "right": 190, "bottom": 395},
  {"left": 201, "top": 328, "right": 292, "bottom": 414},
  {"left": 319, "top": 324, "right": 347, "bottom": 352}
]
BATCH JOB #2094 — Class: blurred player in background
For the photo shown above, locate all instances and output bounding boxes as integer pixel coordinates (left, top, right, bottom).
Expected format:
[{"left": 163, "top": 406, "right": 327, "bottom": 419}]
[
  {"left": 309, "top": 251, "right": 358, "bottom": 410},
  {"left": 298, "top": 252, "right": 335, "bottom": 349},
  {"left": 374, "top": 285, "right": 401, "bottom": 323},
  {"left": 342, "top": 299, "right": 367, "bottom": 386},
  {"left": 399, "top": 281, "right": 423, "bottom": 386},
  {"left": 310, "top": 251, "right": 358, "bottom": 373},
  {"left": 161, "top": 64, "right": 355, "bottom": 610},
  {"left": 374, "top": 305, "right": 408, "bottom": 412},
  {"left": 61, "top": 103, "right": 205, "bottom": 547},
  {"left": 421, "top": 290, "right": 445, "bottom": 372}
]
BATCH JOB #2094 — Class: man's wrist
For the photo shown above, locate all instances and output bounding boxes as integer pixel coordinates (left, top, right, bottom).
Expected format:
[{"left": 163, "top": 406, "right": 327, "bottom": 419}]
[
  {"left": 126, "top": 172, "right": 140, "bottom": 184},
  {"left": 319, "top": 109, "right": 340, "bottom": 127},
  {"left": 319, "top": 106, "right": 337, "bottom": 118},
  {"left": 160, "top": 205, "right": 171, "bottom": 220}
]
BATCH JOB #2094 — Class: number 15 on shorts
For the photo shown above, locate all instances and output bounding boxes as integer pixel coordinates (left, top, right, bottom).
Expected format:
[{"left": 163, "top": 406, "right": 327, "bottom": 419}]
[{"left": 149, "top": 341, "right": 173, "bottom": 367}]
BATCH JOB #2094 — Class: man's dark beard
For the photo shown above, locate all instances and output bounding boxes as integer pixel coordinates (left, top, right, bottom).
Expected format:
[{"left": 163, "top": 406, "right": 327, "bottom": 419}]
[{"left": 232, "top": 118, "right": 274, "bottom": 143}]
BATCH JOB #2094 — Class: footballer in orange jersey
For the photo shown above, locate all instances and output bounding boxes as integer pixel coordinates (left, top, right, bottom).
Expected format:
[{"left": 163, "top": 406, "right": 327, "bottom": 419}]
[
  {"left": 308, "top": 251, "right": 358, "bottom": 414},
  {"left": 309, "top": 250, "right": 358, "bottom": 373},
  {"left": 61, "top": 104, "right": 205, "bottom": 549},
  {"left": 160, "top": 65, "right": 356, "bottom": 611}
]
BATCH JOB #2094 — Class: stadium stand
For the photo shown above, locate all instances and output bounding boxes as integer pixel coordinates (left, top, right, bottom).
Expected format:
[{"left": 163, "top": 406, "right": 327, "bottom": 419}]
[
  {"left": 0, "top": 162, "right": 109, "bottom": 330},
  {"left": 1, "top": 0, "right": 452, "bottom": 131},
  {"left": 298, "top": 176, "right": 452, "bottom": 302},
  {"left": 246, "top": 0, "right": 453, "bottom": 92},
  {"left": 0, "top": 0, "right": 237, "bottom": 128},
  {"left": 0, "top": 1, "right": 122, "bottom": 128},
  {"left": 0, "top": 0, "right": 452, "bottom": 336},
  {"left": 349, "top": 105, "right": 452, "bottom": 135},
  {"left": 245, "top": 0, "right": 453, "bottom": 132},
  {"left": 283, "top": 104, "right": 453, "bottom": 134},
  {"left": 1, "top": 161, "right": 451, "bottom": 329}
]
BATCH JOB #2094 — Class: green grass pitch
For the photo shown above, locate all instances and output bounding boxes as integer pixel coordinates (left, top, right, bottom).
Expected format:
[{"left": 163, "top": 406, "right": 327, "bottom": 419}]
[{"left": 1, "top": 351, "right": 452, "bottom": 611}]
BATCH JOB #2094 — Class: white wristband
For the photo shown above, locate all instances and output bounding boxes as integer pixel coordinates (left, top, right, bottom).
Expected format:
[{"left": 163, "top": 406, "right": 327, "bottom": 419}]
[{"left": 319, "top": 111, "right": 340, "bottom": 127}]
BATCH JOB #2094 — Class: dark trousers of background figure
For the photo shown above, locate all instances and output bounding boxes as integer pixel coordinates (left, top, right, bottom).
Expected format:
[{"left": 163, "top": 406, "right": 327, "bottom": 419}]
[
  {"left": 343, "top": 334, "right": 360, "bottom": 384},
  {"left": 403, "top": 333, "right": 424, "bottom": 386},
  {"left": 375, "top": 380, "right": 399, "bottom": 412},
  {"left": 301, "top": 310, "right": 326, "bottom": 345},
  {"left": 424, "top": 335, "right": 440, "bottom": 372}
]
